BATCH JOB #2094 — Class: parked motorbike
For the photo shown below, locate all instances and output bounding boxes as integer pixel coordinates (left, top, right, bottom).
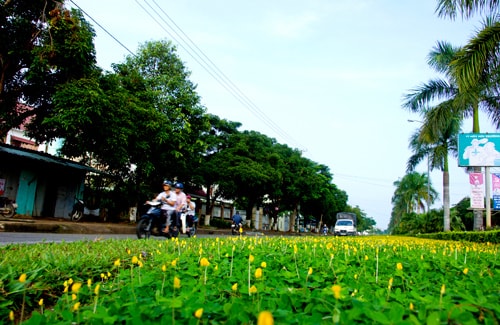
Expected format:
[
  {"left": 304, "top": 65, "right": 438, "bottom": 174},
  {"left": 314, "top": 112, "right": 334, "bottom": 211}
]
[
  {"left": 69, "top": 198, "right": 101, "bottom": 222},
  {"left": 0, "top": 197, "right": 17, "bottom": 218},
  {"left": 231, "top": 222, "right": 244, "bottom": 235}
]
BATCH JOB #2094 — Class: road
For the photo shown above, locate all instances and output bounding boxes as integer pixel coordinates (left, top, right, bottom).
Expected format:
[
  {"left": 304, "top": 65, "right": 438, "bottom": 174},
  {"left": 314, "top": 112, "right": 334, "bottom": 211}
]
[{"left": 0, "top": 232, "right": 216, "bottom": 245}]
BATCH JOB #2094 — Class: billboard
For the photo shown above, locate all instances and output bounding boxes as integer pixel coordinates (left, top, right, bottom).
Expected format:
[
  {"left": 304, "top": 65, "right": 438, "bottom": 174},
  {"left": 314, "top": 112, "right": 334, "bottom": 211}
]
[{"left": 458, "top": 133, "right": 500, "bottom": 167}]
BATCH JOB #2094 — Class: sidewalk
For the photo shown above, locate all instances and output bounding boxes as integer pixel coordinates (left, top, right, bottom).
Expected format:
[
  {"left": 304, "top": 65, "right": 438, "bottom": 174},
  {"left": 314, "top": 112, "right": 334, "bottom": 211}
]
[{"left": 0, "top": 216, "right": 284, "bottom": 236}]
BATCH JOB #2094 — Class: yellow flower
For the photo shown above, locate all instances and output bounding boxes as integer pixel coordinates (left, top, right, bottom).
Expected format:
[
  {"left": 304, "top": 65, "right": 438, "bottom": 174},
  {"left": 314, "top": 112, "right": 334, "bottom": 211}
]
[
  {"left": 388, "top": 277, "right": 393, "bottom": 290},
  {"left": 440, "top": 284, "right": 446, "bottom": 295},
  {"left": 396, "top": 262, "right": 403, "bottom": 271},
  {"left": 127, "top": 248, "right": 131, "bottom": 254},
  {"left": 261, "top": 261, "right": 267, "bottom": 268},
  {"left": 9, "top": 310, "right": 14, "bottom": 321},
  {"left": 162, "top": 264, "right": 167, "bottom": 272},
  {"left": 194, "top": 308, "right": 204, "bottom": 319},
  {"left": 255, "top": 267, "right": 263, "bottom": 279},
  {"left": 138, "top": 260, "right": 143, "bottom": 268},
  {"left": 72, "top": 294, "right": 77, "bottom": 301},
  {"left": 132, "top": 256, "right": 139, "bottom": 264},
  {"left": 171, "top": 259, "right": 177, "bottom": 267},
  {"left": 307, "top": 267, "right": 313, "bottom": 276},
  {"left": 249, "top": 254, "right": 255, "bottom": 263},
  {"left": 100, "top": 273, "right": 105, "bottom": 279},
  {"left": 72, "top": 302, "right": 80, "bottom": 312},
  {"left": 68, "top": 278, "right": 73, "bottom": 285},
  {"left": 200, "top": 257, "right": 210, "bottom": 267},
  {"left": 410, "top": 302, "right": 414, "bottom": 311},
  {"left": 354, "top": 274, "right": 358, "bottom": 280},
  {"left": 331, "top": 285, "right": 341, "bottom": 299},
  {"left": 232, "top": 283, "right": 238, "bottom": 291},
  {"left": 107, "top": 272, "right": 111, "bottom": 278},
  {"left": 94, "top": 283, "right": 100, "bottom": 295},
  {"left": 174, "top": 276, "right": 181, "bottom": 289},
  {"left": 87, "top": 279, "right": 92, "bottom": 287},
  {"left": 249, "top": 285, "right": 258, "bottom": 294},
  {"left": 463, "top": 268, "right": 469, "bottom": 275},
  {"left": 114, "top": 259, "right": 121, "bottom": 267},
  {"left": 39, "top": 298, "right": 44, "bottom": 306},
  {"left": 293, "top": 245, "right": 298, "bottom": 254},
  {"left": 72, "top": 282, "right": 82, "bottom": 293},
  {"left": 19, "top": 273, "right": 27, "bottom": 283},
  {"left": 364, "top": 255, "right": 369, "bottom": 261},
  {"left": 257, "top": 310, "right": 274, "bottom": 325}
]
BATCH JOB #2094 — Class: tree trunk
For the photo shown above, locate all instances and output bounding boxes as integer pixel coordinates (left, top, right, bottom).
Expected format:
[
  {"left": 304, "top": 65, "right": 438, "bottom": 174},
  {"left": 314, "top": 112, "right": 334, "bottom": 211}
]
[
  {"left": 289, "top": 204, "right": 298, "bottom": 232},
  {"left": 472, "top": 166, "right": 484, "bottom": 231},
  {"left": 443, "top": 170, "right": 450, "bottom": 231}
]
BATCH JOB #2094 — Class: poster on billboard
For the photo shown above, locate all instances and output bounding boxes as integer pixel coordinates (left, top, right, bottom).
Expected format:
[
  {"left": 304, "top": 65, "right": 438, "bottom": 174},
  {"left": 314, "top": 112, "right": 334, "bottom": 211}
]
[
  {"left": 458, "top": 133, "right": 500, "bottom": 167},
  {"left": 493, "top": 173, "right": 500, "bottom": 210},
  {"left": 469, "top": 173, "right": 485, "bottom": 209}
]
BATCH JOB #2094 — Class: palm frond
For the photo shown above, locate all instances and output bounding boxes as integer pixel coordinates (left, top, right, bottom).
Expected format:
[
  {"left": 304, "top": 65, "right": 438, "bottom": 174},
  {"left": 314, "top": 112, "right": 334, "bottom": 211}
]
[{"left": 452, "top": 21, "right": 500, "bottom": 91}]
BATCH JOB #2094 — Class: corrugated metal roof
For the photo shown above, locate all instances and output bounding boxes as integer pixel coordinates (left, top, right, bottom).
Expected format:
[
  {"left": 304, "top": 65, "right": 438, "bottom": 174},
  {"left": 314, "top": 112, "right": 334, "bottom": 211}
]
[{"left": 0, "top": 143, "right": 99, "bottom": 173}]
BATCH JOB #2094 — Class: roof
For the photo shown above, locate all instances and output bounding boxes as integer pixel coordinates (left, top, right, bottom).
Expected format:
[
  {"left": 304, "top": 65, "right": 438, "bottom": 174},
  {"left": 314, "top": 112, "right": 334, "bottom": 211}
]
[{"left": 0, "top": 143, "right": 99, "bottom": 173}]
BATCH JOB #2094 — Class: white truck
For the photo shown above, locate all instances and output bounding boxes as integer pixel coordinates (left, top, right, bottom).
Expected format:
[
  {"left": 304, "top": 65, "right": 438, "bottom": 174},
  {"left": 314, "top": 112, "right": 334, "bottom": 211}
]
[{"left": 334, "top": 212, "right": 357, "bottom": 236}]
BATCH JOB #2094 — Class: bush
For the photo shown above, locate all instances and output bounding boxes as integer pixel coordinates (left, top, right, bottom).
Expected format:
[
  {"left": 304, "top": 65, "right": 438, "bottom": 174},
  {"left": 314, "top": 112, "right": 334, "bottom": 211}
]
[{"left": 416, "top": 229, "right": 500, "bottom": 243}]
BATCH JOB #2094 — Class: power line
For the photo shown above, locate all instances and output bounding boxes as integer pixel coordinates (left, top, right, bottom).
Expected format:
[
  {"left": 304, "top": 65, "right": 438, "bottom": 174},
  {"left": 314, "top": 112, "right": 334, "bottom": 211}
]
[
  {"left": 144, "top": 0, "right": 304, "bottom": 150},
  {"left": 69, "top": 0, "right": 136, "bottom": 58}
]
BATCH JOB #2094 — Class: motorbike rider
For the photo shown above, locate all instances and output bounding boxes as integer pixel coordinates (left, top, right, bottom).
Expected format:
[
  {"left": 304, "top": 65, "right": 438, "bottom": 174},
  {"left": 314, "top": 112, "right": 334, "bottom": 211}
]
[
  {"left": 174, "top": 182, "right": 187, "bottom": 232},
  {"left": 152, "top": 180, "right": 176, "bottom": 233},
  {"left": 185, "top": 194, "right": 196, "bottom": 232},
  {"left": 232, "top": 210, "right": 243, "bottom": 230}
]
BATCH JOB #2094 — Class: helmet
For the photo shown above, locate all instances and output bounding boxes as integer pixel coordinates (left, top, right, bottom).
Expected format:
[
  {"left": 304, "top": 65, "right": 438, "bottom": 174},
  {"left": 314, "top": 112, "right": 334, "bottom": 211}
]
[
  {"left": 174, "top": 182, "right": 184, "bottom": 189},
  {"left": 163, "top": 180, "right": 172, "bottom": 186}
]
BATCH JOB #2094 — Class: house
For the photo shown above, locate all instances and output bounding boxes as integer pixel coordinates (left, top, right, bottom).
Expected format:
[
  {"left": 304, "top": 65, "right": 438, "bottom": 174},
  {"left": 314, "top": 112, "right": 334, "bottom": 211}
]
[{"left": 0, "top": 143, "right": 97, "bottom": 218}]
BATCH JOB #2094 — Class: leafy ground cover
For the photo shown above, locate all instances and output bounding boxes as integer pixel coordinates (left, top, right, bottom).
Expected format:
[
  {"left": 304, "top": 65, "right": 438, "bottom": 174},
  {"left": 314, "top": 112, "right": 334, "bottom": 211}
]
[{"left": 1, "top": 236, "right": 498, "bottom": 324}]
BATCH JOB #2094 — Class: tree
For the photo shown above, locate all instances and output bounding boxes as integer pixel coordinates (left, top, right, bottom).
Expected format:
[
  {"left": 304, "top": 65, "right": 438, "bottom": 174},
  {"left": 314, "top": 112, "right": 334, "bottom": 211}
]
[
  {"left": 406, "top": 108, "right": 460, "bottom": 231},
  {"left": 390, "top": 172, "right": 438, "bottom": 232},
  {"left": 403, "top": 40, "right": 499, "bottom": 230},
  {"left": 404, "top": 42, "right": 463, "bottom": 231},
  {"left": 436, "top": 0, "right": 500, "bottom": 93},
  {"left": 0, "top": 1, "right": 97, "bottom": 138}
]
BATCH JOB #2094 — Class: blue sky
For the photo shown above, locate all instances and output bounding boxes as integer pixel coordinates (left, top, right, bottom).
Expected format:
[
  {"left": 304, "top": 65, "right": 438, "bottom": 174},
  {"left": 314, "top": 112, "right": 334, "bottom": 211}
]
[{"left": 71, "top": 0, "right": 491, "bottom": 229}]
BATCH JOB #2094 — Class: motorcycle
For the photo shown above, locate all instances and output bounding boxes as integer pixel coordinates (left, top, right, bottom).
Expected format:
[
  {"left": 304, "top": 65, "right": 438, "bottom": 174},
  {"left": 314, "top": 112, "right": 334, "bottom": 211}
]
[
  {"left": 69, "top": 198, "right": 101, "bottom": 222},
  {"left": 180, "top": 211, "right": 198, "bottom": 237},
  {"left": 231, "top": 222, "right": 244, "bottom": 235},
  {"left": 0, "top": 197, "right": 17, "bottom": 218}
]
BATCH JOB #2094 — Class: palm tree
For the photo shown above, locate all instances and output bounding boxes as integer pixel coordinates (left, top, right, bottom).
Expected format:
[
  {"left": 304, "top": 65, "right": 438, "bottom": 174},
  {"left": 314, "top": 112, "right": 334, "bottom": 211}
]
[
  {"left": 407, "top": 106, "right": 461, "bottom": 231},
  {"left": 403, "top": 40, "right": 500, "bottom": 230},
  {"left": 390, "top": 172, "right": 438, "bottom": 233},
  {"left": 436, "top": 1, "right": 500, "bottom": 94}
]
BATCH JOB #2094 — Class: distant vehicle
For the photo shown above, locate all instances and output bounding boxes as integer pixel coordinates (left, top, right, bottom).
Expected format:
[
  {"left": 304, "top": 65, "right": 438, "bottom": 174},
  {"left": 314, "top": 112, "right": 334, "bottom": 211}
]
[{"left": 334, "top": 212, "right": 357, "bottom": 236}]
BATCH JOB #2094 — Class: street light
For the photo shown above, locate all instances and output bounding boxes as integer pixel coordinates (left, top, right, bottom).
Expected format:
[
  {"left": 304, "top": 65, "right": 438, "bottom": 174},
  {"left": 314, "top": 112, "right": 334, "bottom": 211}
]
[{"left": 408, "top": 119, "right": 431, "bottom": 212}]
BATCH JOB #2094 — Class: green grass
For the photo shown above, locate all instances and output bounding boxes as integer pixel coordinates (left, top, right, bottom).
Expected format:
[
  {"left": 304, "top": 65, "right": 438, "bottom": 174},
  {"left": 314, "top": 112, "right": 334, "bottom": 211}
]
[{"left": 1, "top": 236, "right": 498, "bottom": 324}]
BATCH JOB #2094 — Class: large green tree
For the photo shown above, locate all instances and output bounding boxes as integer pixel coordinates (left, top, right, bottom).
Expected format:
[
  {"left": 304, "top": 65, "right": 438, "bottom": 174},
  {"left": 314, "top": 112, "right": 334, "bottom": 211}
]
[{"left": 0, "top": 0, "right": 97, "bottom": 138}]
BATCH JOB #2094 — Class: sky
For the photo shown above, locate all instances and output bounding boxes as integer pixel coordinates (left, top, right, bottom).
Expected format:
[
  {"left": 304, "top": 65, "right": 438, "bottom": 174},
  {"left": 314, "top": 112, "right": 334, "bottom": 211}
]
[{"left": 69, "top": 0, "right": 493, "bottom": 230}]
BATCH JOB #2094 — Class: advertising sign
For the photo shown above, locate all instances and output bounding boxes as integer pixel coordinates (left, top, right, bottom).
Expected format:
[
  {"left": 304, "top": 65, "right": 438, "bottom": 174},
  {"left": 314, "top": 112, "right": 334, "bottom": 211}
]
[
  {"left": 458, "top": 133, "right": 500, "bottom": 167},
  {"left": 469, "top": 173, "right": 484, "bottom": 209},
  {"left": 493, "top": 174, "right": 500, "bottom": 210}
]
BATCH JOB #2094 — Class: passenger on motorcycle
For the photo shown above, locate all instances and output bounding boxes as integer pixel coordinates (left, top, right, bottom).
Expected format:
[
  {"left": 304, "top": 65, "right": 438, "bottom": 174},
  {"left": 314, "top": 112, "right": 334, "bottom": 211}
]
[
  {"left": 174, "top": 182, "right": 187, "bottom": 232},
  {"left": 185, "top": 195, "right": 196, "bottom": 232},
  {"left": 153, "top": 180, "right": 176, "bottom": 233}
]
